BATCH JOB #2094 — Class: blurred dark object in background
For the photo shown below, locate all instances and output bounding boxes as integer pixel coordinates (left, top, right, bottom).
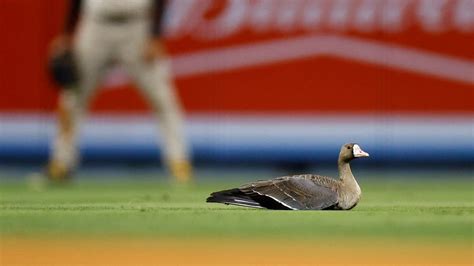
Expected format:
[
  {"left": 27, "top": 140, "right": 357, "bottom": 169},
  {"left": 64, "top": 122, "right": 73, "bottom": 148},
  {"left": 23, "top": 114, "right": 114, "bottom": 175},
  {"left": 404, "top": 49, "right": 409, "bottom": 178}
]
[{"left": 48, "top": 48, "right": 78, "bottom": 87}]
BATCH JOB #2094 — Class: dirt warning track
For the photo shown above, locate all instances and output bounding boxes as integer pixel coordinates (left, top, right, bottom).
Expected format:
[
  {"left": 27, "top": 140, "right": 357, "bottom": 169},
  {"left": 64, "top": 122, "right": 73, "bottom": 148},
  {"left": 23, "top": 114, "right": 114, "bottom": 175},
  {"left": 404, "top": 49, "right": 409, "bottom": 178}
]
[{"left": 1, "top": 238, "right": 472, "bottom": 265}]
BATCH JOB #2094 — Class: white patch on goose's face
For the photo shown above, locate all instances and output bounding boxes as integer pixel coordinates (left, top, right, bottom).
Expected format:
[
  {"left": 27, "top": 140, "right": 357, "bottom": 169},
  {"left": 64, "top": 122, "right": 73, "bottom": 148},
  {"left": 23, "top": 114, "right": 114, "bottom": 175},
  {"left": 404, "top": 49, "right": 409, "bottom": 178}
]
[{"left": 353, "top": 144, "right": 369, "bottom": 158}]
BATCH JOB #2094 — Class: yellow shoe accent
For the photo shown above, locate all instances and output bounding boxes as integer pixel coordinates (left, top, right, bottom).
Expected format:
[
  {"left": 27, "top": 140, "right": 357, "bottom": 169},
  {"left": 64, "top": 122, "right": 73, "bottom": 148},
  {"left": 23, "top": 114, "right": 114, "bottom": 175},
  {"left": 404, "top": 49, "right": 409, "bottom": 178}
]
[
  {"left": 169, "top": 160, "right": 192, "bottom": 183},
  {"left": 46, "top": 160, "right": 71, "bottom": 182}
]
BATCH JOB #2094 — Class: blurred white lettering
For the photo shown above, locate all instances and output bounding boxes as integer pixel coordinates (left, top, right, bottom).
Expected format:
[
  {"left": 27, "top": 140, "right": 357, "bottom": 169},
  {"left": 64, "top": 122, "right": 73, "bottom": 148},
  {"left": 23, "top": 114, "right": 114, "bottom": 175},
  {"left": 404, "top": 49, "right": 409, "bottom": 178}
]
[
  {"left": 301, "top": 0, "right": 325, "bottom": 30},
  {"left": 417, "top": 0, "right": 447, "bottom": 32},
  {"left": 453, "top": 0, "right": 474, "bottom": 32},
  {"left": 249, "top": 0, "right": 274, "bottom": 32},
  {"left": 194, "top": 0, "right": 248, "bottom": 39},
  {"left": 164, "top": 0, "right": 474, "bottom": 39},
  {"left": 354, "top": 0, "right": 379, "bottom": 32},
  {"left": 165, "top": 0, "right": 213, "bottom": 37},
  {"left": 275, "top": 0, "right": 303, "bottom": 31},
  {"left": 328, "top": 0, "right": 352, "bottom": 30},
  {"left": 381, "top": 0, "right": 411, "bottom": 32}
]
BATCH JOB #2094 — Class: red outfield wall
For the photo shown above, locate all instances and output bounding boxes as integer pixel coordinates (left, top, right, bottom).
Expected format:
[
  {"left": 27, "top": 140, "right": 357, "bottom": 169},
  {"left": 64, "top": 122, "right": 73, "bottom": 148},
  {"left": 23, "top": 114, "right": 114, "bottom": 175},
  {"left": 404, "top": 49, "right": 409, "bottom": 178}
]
[{"left": 0, "top": 0, "right": 473, "bottom": 114}]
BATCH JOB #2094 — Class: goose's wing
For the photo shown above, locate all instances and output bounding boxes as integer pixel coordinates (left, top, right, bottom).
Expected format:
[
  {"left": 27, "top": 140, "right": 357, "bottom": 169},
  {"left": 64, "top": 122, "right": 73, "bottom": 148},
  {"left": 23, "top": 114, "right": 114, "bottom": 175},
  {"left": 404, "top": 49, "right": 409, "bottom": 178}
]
[{"left": 240, "top": 174, "right": 339, "bottom": 210}]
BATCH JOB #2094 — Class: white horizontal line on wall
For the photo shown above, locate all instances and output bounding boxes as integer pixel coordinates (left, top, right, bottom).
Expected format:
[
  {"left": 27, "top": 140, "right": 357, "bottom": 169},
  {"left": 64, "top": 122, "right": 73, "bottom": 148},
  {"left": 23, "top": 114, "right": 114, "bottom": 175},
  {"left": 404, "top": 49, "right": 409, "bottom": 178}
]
[{"left": 171, "top": 35, "right": 474, "bottom": 84}]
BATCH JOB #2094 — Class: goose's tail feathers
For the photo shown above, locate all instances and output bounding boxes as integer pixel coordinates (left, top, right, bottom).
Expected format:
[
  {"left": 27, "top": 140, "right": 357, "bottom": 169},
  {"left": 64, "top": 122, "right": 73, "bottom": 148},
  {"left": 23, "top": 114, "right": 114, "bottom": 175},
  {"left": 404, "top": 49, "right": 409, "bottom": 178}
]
[{"left": 206, "top": 188, "right": 263, "bottom": 209}]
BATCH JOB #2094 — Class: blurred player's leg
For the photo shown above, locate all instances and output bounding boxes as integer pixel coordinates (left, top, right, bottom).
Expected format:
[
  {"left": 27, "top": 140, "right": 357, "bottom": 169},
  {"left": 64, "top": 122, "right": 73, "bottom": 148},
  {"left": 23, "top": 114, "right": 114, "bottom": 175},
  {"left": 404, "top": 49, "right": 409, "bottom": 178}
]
[
  {"left": 47, "top": 21, "right": 108, "bottom": 181},
  {"left": 120, "top": 26, "right": 192, "bottom": 182},
  {"left": 152, "top": 60, "right": 192, "bottom": 182},
  {"left": 47, "top": 89, "right": 80, "bottom": 181},
  {"left": 128, "top": 59, "right": 192, "bottom": 182}
]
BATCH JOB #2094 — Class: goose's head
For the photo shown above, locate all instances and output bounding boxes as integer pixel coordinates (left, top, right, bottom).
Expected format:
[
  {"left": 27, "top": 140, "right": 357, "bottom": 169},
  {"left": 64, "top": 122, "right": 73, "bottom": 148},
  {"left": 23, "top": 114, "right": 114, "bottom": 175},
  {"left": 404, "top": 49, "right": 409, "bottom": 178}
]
[{"left": 339, "top": 143, "right": 369, "bottom": 162}]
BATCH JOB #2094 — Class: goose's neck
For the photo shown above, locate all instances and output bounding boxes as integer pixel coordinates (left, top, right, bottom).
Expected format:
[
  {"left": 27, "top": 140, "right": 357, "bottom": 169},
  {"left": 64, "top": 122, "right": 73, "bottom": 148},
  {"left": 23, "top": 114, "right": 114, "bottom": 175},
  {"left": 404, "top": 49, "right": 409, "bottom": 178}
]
[
  {"left": 337, "top": 159, "right": 362, "bottom": 210},
  {"left": 338, "top": 160, "right": 355, "bottom": 184}
]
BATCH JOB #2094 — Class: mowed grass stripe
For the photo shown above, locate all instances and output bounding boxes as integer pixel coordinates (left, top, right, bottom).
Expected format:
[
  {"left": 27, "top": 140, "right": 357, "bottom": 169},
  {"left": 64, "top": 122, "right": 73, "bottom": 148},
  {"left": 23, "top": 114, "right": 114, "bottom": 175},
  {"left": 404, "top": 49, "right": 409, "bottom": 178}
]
[{"left": 0, "top": 177, "right": 473, "bottom": 243}]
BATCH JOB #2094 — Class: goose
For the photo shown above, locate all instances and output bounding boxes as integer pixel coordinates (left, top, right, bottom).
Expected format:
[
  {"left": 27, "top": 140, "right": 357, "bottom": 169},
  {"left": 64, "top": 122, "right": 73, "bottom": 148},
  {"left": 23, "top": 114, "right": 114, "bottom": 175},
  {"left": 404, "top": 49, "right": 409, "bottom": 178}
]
[{"left": 206, "top": 143, "right": 369, "bottom": 210}]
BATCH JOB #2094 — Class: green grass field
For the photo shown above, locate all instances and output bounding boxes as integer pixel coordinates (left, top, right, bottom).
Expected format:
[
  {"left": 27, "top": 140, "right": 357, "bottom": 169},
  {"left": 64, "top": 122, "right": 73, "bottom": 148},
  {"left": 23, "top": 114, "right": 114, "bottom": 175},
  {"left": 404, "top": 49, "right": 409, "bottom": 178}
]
[
  {"left": 1, "top": 173, "right": 472, "bottom": 243},
  {"left": 1, "top": 171, "right": 473, "bottom": 265}
]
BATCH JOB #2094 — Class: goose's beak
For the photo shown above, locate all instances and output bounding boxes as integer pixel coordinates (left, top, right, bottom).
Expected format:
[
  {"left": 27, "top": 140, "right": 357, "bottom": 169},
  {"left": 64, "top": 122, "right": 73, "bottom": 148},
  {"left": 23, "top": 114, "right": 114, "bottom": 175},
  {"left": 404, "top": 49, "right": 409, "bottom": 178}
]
[{"left": 353, "top": 144, "right": 370, "bottom": 158}]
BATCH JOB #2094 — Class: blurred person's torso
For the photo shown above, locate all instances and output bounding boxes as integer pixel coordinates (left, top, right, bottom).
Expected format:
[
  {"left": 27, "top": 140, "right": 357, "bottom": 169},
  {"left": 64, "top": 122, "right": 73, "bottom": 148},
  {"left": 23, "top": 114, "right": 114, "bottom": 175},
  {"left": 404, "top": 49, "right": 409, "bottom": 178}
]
[{"left": 83, "top": 0, "right": 152, "bottom": 19}]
